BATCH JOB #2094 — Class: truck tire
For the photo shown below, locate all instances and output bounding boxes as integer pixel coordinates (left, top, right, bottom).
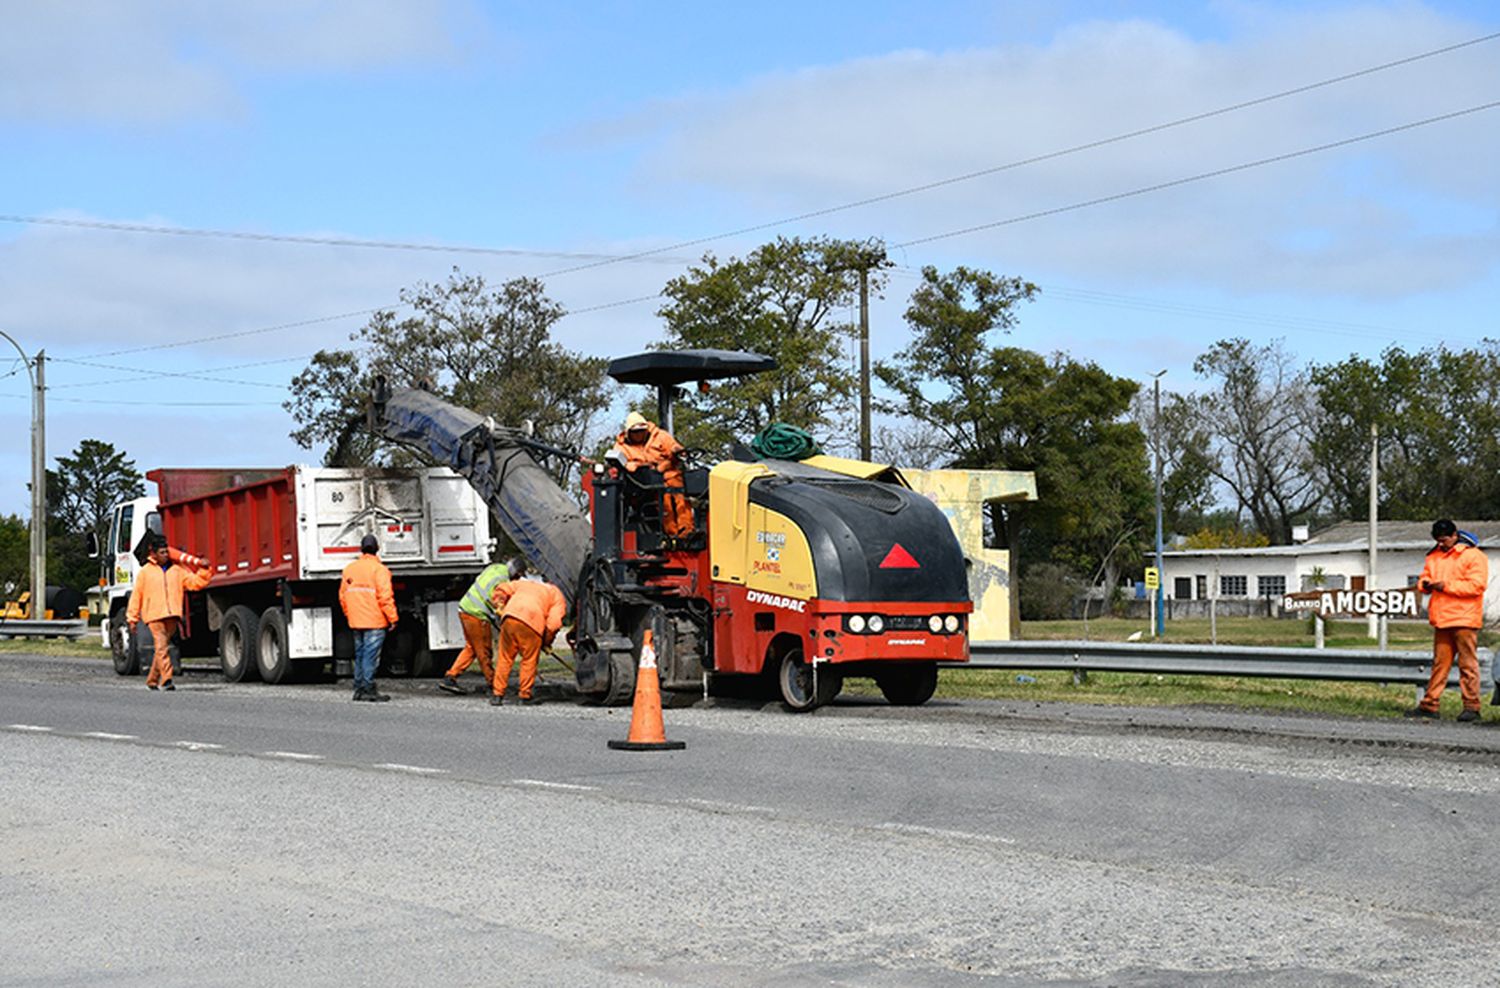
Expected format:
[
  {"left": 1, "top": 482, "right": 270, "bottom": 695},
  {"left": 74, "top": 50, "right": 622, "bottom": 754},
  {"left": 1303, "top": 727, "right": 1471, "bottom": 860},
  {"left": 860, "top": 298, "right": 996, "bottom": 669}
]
[
  {"left": 219, "top": 605, "right": 261, "bottom": 682},
  {"left": 256, "top": 607, "right": 292, "bottom": 684},
  {"left": 110, "top": 609, "right": 139, "bottom": 676},
  {"left": 875, "top": 663, "right": 938, "bottom": 706},
  {"left": 601, "top": 649, "right": 636, "bottom": 706},
  {"left": 778, "top": 646, "right": 840, "bottom": 712}
]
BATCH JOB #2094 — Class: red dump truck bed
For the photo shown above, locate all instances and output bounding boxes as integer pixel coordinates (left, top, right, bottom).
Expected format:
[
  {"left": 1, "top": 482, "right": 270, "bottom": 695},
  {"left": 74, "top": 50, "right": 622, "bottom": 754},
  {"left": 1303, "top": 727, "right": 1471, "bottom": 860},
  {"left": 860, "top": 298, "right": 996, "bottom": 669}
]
[{"left": 149, "top": 468, "right": 300, "bottom": 589}]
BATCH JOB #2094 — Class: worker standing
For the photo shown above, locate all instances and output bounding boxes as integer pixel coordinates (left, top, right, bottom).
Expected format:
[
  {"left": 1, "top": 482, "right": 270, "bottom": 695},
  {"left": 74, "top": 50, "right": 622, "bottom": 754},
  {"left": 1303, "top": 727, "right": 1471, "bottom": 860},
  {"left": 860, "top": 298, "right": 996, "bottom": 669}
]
[
  {"left": 1406, "top": 519, "right": 1489, "bottom": 721},
  {"left": 488, "top": 557, "right": 567, "bottom": 706},
  {"left": 339, "top": 534, "right": 397, "bottom": 703},
  {"left": 438, "top": 553, "right": 514, "bottom": 694},
  {"left": 126, "top": 535, "right": 213, "bottom": 691},
  {"left": 612, "top": 411, "right": 694, "bottom": 536}
]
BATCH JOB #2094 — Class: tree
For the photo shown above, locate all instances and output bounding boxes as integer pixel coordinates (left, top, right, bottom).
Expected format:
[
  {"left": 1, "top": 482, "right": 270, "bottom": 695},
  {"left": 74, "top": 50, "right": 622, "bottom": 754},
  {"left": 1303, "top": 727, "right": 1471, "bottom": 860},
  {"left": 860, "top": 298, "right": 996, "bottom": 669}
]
[
  {"left": 1191, "top": 338, "right": 1321, "bottom": 544},
  {"left": 286, "top": 270, "right": 610, "bottom": 481},
  {"left": 877, "top": 266, "right": 1152, "bottom": 587},
  {"left": 1130, "top": 389, "right": 1216, "bottom": 535},
  {"left": 45, "top": 439, "right": 144, "bottom": 592},
  {"left": 1310, "top": 344, "right": 1500, "bottom": 519},
  {"left": 655, "top": 236, "right": 885, "bottom": 452},
  {"left": 0, "top": 514, "right": 27, "bottom": 594}
]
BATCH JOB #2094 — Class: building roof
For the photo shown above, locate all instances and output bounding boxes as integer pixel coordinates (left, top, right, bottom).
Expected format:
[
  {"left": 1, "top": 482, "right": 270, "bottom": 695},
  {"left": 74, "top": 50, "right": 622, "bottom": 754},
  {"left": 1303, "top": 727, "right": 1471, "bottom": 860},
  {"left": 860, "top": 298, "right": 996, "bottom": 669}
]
[{"left": 1163, "top": 519, "right": 1500, "bottom": 558}]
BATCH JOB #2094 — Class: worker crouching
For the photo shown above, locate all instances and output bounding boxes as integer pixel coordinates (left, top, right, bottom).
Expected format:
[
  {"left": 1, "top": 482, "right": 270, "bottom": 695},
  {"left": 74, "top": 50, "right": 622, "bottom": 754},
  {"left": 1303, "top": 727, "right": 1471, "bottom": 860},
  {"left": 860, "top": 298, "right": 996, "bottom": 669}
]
[
  {"left": 126, "top": 535, "right": 213, "bottom": 691},
  {"left": 488, "top": 558, "right": 566, "bottom": 706}
]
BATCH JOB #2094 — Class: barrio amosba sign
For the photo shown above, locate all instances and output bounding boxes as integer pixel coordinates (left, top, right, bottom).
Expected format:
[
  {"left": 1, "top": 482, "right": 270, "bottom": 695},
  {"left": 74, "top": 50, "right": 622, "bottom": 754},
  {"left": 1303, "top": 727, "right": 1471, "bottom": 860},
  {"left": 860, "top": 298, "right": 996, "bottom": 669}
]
[{"left": 1281, "top": 587, "right": 1420, "bottom": 618}]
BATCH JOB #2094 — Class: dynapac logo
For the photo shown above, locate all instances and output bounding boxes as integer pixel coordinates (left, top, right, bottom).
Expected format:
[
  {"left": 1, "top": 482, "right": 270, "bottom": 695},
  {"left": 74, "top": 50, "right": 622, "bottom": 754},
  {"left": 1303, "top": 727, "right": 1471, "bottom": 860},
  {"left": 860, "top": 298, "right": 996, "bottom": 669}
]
[{"left": 746, "top": 590, "right": 807, "bottom": 612}]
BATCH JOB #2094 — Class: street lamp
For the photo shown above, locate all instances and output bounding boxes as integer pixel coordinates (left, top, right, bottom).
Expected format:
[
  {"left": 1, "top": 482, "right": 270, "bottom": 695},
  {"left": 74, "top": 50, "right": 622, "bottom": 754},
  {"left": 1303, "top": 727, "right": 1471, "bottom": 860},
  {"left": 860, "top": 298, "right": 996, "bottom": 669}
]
[
  {"left": 0, "top": 331, "right": 44, "bottom": 618},
  {"left": 1152, "top": 370, "right": 1166, "bottom": 638}
]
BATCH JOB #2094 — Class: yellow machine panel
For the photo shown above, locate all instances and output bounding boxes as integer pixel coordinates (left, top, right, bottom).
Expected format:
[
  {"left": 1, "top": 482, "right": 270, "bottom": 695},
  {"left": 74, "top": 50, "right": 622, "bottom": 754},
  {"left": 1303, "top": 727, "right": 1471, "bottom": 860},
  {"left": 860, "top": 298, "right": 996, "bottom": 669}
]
[
  {"left": 799, "top": 454, "right": 911, "bottom": 487},
  {"left": 707, "top": 461, "right": 816, "bottom": 597},
  {"left": 904, "top": 468, "right": 1038, "bottom": 641}
]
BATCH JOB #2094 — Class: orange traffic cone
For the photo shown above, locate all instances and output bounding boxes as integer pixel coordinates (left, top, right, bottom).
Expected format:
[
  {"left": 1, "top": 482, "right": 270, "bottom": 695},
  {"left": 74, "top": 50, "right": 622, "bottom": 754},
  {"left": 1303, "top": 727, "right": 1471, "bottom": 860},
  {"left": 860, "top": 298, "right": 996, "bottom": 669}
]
[
  {"left": 167, "top": 547, "right": 211, "bottom": 569},
  {"left": 608, "top": 630, "right": 686, "bottom": 751}
]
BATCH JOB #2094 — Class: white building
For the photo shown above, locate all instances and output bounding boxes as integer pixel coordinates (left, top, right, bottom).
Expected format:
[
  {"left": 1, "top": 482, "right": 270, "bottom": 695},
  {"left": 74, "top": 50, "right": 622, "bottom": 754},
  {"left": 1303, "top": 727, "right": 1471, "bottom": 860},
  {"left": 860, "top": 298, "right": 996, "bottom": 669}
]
[{"left": 1159, "top": 520, "right": 1500, "bottom": 621}]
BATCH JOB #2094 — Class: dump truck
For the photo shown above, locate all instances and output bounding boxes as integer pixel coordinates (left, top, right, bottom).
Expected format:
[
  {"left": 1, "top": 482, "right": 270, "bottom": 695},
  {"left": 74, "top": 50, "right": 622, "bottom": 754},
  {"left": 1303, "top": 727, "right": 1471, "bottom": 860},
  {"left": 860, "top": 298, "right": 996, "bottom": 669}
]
[
  {"left": 95, "top": 466, "right": 492, "bottom": 683},
  {"left": 373, "top": 348, "right": 973, "bottom": 711}
]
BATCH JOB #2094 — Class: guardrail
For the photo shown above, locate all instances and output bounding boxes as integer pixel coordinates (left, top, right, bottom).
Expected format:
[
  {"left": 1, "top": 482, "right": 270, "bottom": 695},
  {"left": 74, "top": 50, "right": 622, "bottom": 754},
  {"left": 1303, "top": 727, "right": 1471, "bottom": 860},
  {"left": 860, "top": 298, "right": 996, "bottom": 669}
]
[
  {"left": 957, "top": 640, "right": 1491, "bottom": 688},
  {"left": 0, "top": 618, "right": 91, "bottom": 640}
]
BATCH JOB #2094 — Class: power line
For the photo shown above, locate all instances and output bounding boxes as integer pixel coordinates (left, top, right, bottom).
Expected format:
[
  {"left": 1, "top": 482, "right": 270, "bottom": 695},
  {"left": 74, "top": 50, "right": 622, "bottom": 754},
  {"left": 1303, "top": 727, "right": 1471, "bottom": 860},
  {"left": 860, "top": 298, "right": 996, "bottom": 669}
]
[
  {"left": 894, "top": 99, "right": 1500, "bottom": 248},
  {"left": 47, "top": 353, "right": 311, "bottom": 390},
  {"left": 0, "top": 393, "right": 281, "bottom": 407},
  {"left": 2, "top": 32, "right": 1491, "bottom": 282},
  {"left": 536, "top": 30, "right": 1500, "bottom": 277},
  {"left": 76, "top": 308, "right": 387, "bottom": 360},
  {"left": 0, "top": 213, "right": 701, "bottom": 266}
]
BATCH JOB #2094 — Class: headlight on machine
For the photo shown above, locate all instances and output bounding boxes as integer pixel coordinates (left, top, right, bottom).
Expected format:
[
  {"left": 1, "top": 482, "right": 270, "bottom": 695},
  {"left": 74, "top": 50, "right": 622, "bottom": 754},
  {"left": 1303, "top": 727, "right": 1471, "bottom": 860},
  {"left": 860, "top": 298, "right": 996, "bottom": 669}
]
[
  {"left": 867, "top": 614, "right": 885, "bottom": 634},
  {"left": 848, "top": 614, "right": 866, "bottom": 633},
  {"left": 944, "top": 614, "right": 960, "bottom": 633},
  {"left": 928, "top": 614, "right": 943, "bottom": 633}
]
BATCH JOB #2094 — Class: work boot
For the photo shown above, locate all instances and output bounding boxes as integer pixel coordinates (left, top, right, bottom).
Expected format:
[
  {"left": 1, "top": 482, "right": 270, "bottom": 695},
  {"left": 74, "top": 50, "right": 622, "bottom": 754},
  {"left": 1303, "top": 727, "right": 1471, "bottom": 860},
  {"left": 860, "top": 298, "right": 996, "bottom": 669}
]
[
  {"left": 352, "top": 687, "right": 371, "bottom": 702},
  {"left": 489, "top": 694, "right": 505, "bottom": 706},
  {"left": 162, "top": 681, "right": 175, "bottom": 692},
  {"left": 1458, "top": 708, "right": 1481, "bottom": 723},
  {"left": 438, "top": 677, "right": 465, "bottom": 695},
  {"left": 147, "top": 684, "right": 158, "bottom": 691},
  {"left": 520, "top": 695, "right": 542, "bottom": 706},
  {"left": 1402, "top": 706, "right": 1439, "bottom": 719},
  {"left": 367, "top": 685, "right": 391, "bottom": 703}
]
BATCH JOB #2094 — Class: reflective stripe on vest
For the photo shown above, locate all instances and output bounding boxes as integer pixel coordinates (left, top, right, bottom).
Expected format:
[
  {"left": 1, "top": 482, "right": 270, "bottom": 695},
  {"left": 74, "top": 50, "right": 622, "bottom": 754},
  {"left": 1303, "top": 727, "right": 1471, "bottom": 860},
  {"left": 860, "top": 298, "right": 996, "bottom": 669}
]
[{"left": 460, "top": 564, "right": 510, "bottom": 619}]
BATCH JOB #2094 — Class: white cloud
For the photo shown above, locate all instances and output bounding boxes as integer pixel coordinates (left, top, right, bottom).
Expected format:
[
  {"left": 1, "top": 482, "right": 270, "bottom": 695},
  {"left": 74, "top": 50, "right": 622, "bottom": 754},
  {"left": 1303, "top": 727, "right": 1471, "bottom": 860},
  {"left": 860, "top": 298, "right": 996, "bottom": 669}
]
[
  {"left": 0, "top": 0, "right": 477, "bottom": 124},
  {"left": 605, "top": 4, "right": 1500, "bottom": 299}
]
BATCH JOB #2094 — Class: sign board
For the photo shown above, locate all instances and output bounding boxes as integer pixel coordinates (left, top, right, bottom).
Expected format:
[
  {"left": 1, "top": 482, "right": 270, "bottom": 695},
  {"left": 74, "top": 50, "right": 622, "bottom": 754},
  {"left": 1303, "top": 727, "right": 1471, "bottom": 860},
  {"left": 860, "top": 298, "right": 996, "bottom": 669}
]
[
  {"left": 1281, "top": 587, "right": 1420, "bottom": 618},
  {"left": 1144, "top": 567, "right": 1159, "bottom": 591}
]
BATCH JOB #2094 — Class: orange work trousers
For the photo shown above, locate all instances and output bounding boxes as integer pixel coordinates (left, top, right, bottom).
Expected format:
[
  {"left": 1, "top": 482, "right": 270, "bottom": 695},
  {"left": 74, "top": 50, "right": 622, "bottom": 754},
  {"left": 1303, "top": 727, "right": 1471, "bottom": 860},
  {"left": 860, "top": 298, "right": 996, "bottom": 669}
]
[
  {"left": 662, "top": 489, "right": 694, "bottom": 537},
  {"left": 1420, "top": 626, "right": 1481, "bottom": 712},
  {"left": 146, "top": 618, "right": 179, "bottom": 687},
  {"left": 445, "top": 612, "right": 495, "bottom": 683},
  {"left": 493, "top": 617, "right": 542, "bottom": 699}
]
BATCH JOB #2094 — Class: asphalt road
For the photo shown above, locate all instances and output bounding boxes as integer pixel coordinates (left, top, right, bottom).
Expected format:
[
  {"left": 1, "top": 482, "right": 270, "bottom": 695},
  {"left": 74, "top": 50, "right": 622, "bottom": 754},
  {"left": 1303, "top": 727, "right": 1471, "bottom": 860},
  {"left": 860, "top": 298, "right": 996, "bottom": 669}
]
[{"left": 3, "top": 655, "right": 1498, "bottom": 986}]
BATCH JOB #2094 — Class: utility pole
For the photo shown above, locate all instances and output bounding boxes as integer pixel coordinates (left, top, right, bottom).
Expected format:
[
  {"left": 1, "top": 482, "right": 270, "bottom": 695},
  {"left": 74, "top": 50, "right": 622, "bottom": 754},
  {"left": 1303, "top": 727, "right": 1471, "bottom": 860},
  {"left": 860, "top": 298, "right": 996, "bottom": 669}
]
[
  {"left": 1152, "top": 370, "right": 1166, "bottom": 638},
  {"left": 1368, "top": 421, "right": 1379, "bottom": 640},
  {"left": 858, "top": 264, "right": 872, "bottom": 461},
  {"left": 1, "top": 332, "right": 44, "bottom": 616}
]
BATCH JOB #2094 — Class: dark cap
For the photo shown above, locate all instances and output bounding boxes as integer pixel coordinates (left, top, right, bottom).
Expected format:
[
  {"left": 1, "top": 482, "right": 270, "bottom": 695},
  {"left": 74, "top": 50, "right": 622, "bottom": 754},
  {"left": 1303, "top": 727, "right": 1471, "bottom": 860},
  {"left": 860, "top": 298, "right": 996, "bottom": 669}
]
[
  {"left": 1432, "top": 519, "right": 1457, "bottom": 538},
  {"left": 360, "top": 534, "right": 380, "bottom": 554}
]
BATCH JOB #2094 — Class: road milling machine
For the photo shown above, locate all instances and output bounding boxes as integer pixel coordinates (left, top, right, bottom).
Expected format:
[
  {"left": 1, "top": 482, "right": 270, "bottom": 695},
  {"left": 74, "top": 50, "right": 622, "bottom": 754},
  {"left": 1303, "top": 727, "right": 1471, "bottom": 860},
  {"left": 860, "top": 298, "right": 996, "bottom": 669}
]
[{"left": 373, "top": 349, "right": 971, "bottom": 711}]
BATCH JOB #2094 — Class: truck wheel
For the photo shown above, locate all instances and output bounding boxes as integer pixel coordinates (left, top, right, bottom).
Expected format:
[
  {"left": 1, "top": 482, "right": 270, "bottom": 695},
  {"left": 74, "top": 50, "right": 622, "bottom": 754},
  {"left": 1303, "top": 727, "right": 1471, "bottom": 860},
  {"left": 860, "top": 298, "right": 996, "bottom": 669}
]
[
  {"left": 219, "top": 605, "right": 261, "bottom": 682},
  {"left": 256, "top": 608, "right": 292, "bottom": 684},
  {"left": 876, "top": 664, "right": 938, "bottom": 706},
  {"left": 601, "top": 650, "right": 636, "bottom": 706},
  {"left": 778, "top": 647, "right": 840, "bottom": 712},
  {"left": 110, "top": 610, "right": 139, "bottom": 676}
]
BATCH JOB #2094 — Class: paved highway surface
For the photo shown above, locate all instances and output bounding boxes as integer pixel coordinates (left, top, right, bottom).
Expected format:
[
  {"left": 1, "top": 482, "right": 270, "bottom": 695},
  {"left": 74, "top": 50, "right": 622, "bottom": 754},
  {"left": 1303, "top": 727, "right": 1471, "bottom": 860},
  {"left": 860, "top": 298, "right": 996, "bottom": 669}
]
[{"left": 2, "top": 654, "right": 1498, "bottom": 986}]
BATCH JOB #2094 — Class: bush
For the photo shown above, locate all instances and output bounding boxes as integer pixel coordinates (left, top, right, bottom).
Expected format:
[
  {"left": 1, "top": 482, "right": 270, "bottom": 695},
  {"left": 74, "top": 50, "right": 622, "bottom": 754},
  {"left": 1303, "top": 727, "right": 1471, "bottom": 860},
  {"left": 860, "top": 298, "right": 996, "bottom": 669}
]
[{"left": 1020, "top": 562, "right": 1079, "bottom": 620}]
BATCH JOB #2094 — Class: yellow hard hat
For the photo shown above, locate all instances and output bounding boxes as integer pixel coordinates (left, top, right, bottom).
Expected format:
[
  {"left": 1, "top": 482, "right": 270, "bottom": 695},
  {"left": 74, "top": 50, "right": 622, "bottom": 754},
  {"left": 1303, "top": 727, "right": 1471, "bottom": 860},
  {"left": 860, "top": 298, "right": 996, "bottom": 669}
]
[{"left": 624, "top": 411, "right": 649, "bottom": 431}]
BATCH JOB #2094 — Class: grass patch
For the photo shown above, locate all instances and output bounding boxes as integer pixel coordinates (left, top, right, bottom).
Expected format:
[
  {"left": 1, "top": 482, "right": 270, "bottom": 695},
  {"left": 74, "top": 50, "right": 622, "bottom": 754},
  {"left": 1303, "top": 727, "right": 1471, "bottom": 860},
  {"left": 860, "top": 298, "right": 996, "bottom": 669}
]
[
  {"left": 0, "top": 636, "right": 108, "bottom": 658},
  {"left": 1019, "top": 616, "right": 1493, "bottom": 650}
]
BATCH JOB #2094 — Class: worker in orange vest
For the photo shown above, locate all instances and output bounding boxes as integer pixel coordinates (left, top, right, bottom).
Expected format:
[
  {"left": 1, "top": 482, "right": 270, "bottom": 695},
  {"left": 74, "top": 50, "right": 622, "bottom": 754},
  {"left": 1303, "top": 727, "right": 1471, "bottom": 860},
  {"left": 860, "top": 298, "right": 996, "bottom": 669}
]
[
  {"left": 488, "top": 557, "right": 567, "bottom": 706},
  {"left": 612, "top": 411, "right": 694, "bottom": 536},
  {"left": 126, "top": 536, "right": 213, "bottom": 691},
  {"left": 1407, "top": 519, "right": 1489, "bottom": 721},
  {"left": 339, "top": 534, "right": 398, "bottom": 702}
]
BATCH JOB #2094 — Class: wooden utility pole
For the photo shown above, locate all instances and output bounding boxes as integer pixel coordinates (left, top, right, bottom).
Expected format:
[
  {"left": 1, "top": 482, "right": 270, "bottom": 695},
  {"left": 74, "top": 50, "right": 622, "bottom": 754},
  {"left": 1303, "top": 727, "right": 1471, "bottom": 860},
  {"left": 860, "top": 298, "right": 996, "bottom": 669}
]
[{"left": 858, "top": 264, "right": 872, "bottom": 460}]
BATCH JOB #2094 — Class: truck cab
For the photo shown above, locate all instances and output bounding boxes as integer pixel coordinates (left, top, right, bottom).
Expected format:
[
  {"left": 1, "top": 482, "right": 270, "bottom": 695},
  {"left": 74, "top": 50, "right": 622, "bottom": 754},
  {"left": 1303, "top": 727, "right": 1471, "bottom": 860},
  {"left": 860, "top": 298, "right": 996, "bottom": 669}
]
[{"left": 97, "top": 494, "right": 161, "bottom": 668}]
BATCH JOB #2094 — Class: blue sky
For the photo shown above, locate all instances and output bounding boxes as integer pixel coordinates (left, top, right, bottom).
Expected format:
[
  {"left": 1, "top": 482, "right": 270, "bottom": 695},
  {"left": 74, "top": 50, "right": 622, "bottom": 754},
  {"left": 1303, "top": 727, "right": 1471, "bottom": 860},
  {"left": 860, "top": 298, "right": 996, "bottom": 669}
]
[{"left": 1, "top": 0, "right": 1498, "bottom": 518}]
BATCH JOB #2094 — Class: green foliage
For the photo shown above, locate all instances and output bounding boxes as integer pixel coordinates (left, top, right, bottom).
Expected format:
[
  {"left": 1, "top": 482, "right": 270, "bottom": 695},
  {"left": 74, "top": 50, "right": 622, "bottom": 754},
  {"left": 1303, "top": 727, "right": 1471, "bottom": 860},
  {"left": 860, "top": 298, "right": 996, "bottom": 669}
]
[
  {"left": 1133, "top": 389, "right": 1215, "bottom": 535},
  {"left": 655, "top": 236, "right": 884, "bottom": 452},
  {"left": 878, "top": 266, "right": 1152, "bottom": 584},
  {"left": 44, "top": 439, "right": 144, "bottom": 592},
  {"left": 1181, "top": 527, "right": 1270, "bottom": 549},
  {"left": 1310, "top": 343, "right": 1500, "bottom": 519},
  {"left": 286, "top": 269, "right": 610, "bottom": 481},
  {"left": 0, "top": 514, "right": 27, "bottom": 593},
  {"left": 1019, "top": 562, "right": 1079, "bottom": 620}
]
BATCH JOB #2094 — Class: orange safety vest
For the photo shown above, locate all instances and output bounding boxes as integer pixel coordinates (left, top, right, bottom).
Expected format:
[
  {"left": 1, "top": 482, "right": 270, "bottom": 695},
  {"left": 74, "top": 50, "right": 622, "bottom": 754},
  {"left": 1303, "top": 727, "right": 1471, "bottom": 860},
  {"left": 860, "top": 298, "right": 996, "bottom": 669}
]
[
  {"left": 127, "top": 560, "right": 212, "bottom": 624},
  {"left": 613, "top": 423, "right": 685, "bottom": 487},
  {"left": 339, "top": 554, "right": 398, "bottom": 630},
  {"left": 1421, "top": 542, "right": 1488, "bottom": 629}
]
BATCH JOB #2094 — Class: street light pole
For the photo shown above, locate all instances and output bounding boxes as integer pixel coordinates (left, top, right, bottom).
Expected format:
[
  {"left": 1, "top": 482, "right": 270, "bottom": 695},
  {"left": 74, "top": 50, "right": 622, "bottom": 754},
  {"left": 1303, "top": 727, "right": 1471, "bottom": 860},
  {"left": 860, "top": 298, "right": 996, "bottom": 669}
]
[
  {"left": 1153, "top": 370, "right": 1166, "bottom": 638},
  {"left": 0, "top": 332, "right": 44, "bottom": 616}
]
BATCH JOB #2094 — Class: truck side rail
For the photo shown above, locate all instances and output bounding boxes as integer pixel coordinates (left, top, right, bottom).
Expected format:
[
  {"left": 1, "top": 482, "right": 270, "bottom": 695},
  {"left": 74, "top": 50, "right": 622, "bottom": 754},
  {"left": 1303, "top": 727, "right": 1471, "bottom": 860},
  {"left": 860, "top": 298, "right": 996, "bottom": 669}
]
[{"left": 372, "top": 385, "right": 591, "bottom": 603}]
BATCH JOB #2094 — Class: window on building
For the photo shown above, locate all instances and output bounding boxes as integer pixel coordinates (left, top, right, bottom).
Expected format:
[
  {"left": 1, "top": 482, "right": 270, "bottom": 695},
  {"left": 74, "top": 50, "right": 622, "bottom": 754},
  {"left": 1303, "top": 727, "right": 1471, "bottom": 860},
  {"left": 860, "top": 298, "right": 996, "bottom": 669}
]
[
  {"left": 1195, "top": 574, "right": 1207, "bottom": 599},
  {"left": 1257, "top": 575, "right": 1286, "bottom": 597},
  {"left": 1300, "top": 573, "right": 1346, "bottom": 591},
  {"left": 1220, "top": 575, "right": 1248, "bottom": 597},
  {"left": 1174, "top": 577, "right": 1193, "bottom": 600}
]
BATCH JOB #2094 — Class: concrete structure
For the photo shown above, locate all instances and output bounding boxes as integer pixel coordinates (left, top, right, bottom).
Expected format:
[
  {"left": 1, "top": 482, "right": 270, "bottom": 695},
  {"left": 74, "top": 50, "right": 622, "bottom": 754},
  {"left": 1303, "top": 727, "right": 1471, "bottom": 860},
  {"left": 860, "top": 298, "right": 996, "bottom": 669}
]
[
  {"left": 904, "top": 469, "right": 1038, "bottom": 641},
  {"left": 1160, "top": 520, "right": 1500, "bottom": 621}
]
